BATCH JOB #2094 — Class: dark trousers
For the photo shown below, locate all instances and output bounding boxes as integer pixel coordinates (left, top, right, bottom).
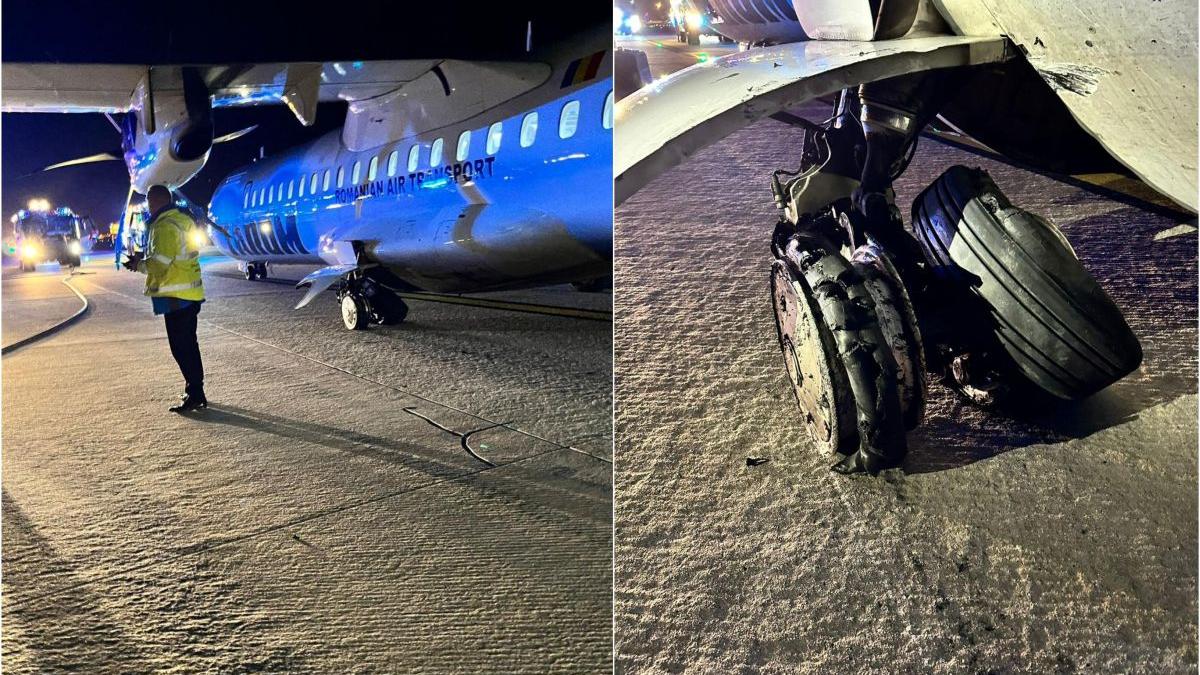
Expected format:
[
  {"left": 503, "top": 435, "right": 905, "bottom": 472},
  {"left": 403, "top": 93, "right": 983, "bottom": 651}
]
[{"left": 164, "top": 303, "right": 205, "bottom": 396}]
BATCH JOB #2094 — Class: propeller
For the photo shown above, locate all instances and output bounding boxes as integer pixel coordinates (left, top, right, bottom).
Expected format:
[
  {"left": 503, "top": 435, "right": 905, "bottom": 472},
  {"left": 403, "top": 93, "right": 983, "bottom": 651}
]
[{"left": 32, "top": 123, "right": 258, "bottom": 177}]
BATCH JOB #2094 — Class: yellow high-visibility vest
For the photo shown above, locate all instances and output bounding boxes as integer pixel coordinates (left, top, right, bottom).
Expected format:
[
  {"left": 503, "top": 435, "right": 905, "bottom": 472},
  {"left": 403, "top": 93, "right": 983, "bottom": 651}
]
[{"left": 141, "top": 208, "right": 205, "bottom": 301}]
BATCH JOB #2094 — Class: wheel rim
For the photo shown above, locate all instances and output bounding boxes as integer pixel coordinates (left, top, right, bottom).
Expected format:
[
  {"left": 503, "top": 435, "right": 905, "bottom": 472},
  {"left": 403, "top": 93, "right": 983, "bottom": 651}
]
[
  {"left": 771, "top": 262, "right": 839, "bottom": 448},
  {"left": 341, "top": 296, "right": 358, "bottom": 329}
]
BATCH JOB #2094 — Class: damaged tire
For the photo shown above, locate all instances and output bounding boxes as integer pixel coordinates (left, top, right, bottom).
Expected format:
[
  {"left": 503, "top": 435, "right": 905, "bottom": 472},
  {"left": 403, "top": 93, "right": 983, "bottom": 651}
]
[
  {"left": 772, "top": 233, "right": 907, "bottom": 474},
  {"left": 912, "top": 165, "right": 1142, "bottom": 400}
]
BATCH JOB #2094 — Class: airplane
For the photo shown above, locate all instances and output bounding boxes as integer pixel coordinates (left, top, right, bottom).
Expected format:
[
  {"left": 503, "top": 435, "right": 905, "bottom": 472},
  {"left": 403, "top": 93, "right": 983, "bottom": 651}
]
[
  {"left": 615, "top": 0, "right": 1196, "bottom": 474},
  {"left": 3, "top": 25, "right": 613, "bottom": 331}
]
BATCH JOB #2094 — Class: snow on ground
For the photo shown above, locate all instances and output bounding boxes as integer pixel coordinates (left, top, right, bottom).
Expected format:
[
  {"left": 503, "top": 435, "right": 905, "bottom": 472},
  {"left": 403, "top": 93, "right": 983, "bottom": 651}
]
[
  {"left": 3, "top": 261, "right": 612, "bottom": 673},
  {"left": 614, "top": 116, "right": 1197, "bottom": 673}
]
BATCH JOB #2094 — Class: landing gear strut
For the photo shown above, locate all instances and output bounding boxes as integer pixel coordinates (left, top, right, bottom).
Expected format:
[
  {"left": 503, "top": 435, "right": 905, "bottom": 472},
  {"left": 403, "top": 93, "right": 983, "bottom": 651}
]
[
  {"left": 336, "top": 274, "right": 409, "bottom": 331},
  {"left": 769, "top": 72, "right": 1141, "bottom": 475}
]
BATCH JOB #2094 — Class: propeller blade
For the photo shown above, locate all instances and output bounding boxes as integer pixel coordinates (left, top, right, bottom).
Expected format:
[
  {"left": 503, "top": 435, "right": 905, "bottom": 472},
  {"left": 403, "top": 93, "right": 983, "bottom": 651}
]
[
  {"left": 213, "top": 124, "right": 257, "bottom": 144},
  {"left": 42, "top": 152, "right": 122, "bottom": 172}
]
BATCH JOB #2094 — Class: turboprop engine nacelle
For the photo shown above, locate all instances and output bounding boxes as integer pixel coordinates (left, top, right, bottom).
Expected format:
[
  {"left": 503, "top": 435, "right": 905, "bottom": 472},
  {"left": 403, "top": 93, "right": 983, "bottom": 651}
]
[{"left": 123, "top": 66, "right": 214, "bottom": 193}]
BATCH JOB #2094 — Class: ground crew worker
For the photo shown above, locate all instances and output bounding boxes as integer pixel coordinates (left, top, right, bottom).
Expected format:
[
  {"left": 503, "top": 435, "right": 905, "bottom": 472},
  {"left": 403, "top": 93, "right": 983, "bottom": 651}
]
[{"left": 123, "top": 185, "right": 208, "bottom": 412}]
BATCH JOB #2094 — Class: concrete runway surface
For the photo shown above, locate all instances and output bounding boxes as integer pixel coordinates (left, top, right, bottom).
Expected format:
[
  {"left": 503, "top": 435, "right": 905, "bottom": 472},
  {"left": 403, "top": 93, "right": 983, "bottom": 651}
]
[
  {"left": 2, "top": 258, "right": 612, "bottom": 673},
  {"left": 614, "top": 36, "right": 1197, "bottom": 673}
]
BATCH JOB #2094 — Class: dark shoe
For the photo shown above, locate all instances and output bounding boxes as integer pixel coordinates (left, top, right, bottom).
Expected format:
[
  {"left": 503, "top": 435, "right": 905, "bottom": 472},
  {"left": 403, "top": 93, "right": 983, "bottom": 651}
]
[{"left": 169, "top": 393, "right": 208, "bottom": 413}]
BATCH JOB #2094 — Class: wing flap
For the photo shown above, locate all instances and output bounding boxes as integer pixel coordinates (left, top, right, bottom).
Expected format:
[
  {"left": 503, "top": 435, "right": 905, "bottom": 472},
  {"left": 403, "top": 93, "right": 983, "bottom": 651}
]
[{"left": 614, "top": 36, "right": 1011, "bottom": 205}]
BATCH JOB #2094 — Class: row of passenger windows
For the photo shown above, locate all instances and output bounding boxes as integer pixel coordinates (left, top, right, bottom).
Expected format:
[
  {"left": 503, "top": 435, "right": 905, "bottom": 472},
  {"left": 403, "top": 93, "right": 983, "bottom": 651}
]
[{"left": 244, "top": 91, "right": 614, "bottom": 209}]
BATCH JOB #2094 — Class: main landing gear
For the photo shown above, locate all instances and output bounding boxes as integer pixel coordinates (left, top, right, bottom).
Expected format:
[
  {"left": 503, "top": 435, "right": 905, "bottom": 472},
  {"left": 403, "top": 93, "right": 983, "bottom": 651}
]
[
  {"left": 769, "top": 73, "right": 1142, "bottom": 475},
  {"left": 337, "top": 275, "right": 409, "bottom": 331}
]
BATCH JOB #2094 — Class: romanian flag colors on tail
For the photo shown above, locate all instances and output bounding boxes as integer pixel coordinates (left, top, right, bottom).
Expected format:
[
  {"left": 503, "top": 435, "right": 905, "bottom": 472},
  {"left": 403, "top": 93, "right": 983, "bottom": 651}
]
[{"left": 561, "top": 51, "right": 606, "bottom": 88}]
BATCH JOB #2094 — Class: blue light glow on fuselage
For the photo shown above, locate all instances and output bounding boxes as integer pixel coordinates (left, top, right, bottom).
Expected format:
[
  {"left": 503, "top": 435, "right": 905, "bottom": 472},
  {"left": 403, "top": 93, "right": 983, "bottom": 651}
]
[{"left": 207, "top": 78, "right": 613, "bottom": 293}]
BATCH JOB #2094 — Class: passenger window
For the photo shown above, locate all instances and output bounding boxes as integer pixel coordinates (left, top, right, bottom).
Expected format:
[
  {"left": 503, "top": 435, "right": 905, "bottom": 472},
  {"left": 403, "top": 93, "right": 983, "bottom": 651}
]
[
  {"left": 368, "top": 155, "right": 379, "bottom": 181},
  {"left": 351, "top": 160, "right": 361, "bottom": 184},
  {"left": 456, "top": 130, "right": 471, "bottom": 162},
  {"left": 387, "top": 150, "right": 398, "bottom": 177},
  {"left": 559, "top": 100, "right": 580, "bottom": 139},
  {"left": 336, "top": 166, "right": 345, "bottom": 188},
  {"left": 520, "top": 112, "right": 538, "bottom": 148},
  {"left": 310, "top": 172, "right": 319, "bottom": 194},
  {"left": 430, "top": 138, "right": 444, "bottom": 166},
  {"left": 407, "top": 145, "right": 420, "bottom": 172},
  {"left": 486, "top": 122, "right": 502, "bottom": 154},
  {"left": 322, "top": 169, "right": 331, "bottom": 191},
  {"left": 287, "top": 180, "right": 294, "bottom": 200},
  {"left": 602, "top": 90, "right": 614, "bottom": 130}
]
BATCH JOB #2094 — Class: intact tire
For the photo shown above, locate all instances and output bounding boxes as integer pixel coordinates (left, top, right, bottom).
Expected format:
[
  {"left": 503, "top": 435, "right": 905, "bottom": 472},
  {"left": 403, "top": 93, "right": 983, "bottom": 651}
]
[
  {"left": 912, "top": 165, "right": 1142, "bottom": 400},
  {"left": 341, "top": 294, "right": 370, "bottom": 330},
  {"left": 244, "top": 264, "right": 258, "bottom": 281}
]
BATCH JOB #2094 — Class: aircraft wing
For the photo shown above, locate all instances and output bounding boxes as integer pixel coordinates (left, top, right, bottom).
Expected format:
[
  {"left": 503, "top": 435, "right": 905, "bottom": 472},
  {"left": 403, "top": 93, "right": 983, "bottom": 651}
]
[
  {"left": 614, "top": 36, "right": 1011, "bottom": 205},
  {"left": 1, "top": 59, "right": 550, "bottom": 120}
]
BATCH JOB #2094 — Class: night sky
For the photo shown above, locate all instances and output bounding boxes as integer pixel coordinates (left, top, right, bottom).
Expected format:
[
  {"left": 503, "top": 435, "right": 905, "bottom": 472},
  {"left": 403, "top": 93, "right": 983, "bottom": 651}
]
[{"left": 2, "top": 1, "right": 609, "bottom": 232}]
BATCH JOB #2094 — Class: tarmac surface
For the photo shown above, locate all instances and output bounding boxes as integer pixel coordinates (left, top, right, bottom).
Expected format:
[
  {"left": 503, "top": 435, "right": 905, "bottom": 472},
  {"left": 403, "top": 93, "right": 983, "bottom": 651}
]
[
  {"left": 614, "top": 35, "right": 1198, "bottom": 673},
  {"left": 2, "top": 258, "right": 613, "bottom": 673}
]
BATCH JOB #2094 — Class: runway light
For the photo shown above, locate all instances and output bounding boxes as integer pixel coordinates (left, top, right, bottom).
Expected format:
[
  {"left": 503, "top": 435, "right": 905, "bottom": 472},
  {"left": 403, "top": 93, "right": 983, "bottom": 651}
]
[{"left": 696, "top": 52, "right": 709, "bottom": 63}]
